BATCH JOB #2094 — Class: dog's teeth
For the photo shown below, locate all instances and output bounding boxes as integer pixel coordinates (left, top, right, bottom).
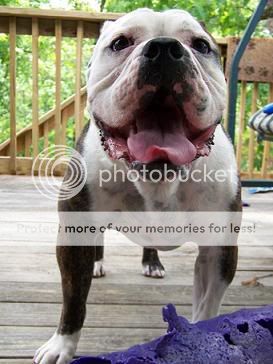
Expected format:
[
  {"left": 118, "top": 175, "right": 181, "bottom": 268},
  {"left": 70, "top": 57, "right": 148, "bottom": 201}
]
[{"left": 206, "top": 135, "right": 215, "bottom": 147}]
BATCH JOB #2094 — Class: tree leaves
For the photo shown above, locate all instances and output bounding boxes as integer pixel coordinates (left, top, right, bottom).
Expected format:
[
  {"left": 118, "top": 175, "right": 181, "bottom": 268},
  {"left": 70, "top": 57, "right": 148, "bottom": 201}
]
[{"left": 105, "top": 0, "right": 258, "bottom": 36}]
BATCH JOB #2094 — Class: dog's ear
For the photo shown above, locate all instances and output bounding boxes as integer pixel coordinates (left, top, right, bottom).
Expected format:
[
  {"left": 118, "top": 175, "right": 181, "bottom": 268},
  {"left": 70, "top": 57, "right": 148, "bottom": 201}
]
[
  {"left": 86, "top": 45, "right": 95, "bottom": 79},
  {"left": 199, "top": 20, "right": 207, "bottom": 31},
  {"left": 198, "top": 20, "right": 221, "bottom": 60},
  {"left": 100, "top": 20, "right": 114, "bottom": 34},
  {"left": 198, "top": 20, "right": 217, "bottom": 44},
  {"left": 86, "top": 58, "right": 92, "bottom": 79}
]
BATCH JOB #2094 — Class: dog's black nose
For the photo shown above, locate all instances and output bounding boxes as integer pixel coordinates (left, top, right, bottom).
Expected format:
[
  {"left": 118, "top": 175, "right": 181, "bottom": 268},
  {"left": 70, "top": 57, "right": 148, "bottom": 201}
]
[{"left": 143, "top": 37, "right": 185, "bottom": 62}]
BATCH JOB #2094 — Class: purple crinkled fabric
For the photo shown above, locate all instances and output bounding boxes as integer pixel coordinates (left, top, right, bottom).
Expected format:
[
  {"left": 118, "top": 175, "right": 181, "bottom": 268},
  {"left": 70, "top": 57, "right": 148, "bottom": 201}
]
[{"left": 71, "top": 304, "right": 273, "bottom": 364}]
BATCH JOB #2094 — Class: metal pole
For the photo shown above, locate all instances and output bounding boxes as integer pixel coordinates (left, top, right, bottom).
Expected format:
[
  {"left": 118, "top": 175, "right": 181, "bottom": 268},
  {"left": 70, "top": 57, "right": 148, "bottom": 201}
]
[{"left": 227, "top": 0, "right": 268, "bottom": 142}]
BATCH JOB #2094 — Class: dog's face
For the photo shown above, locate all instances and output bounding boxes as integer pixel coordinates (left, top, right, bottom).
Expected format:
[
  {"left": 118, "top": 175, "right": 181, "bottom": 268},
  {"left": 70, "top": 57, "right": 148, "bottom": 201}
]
[{"left": 87, "top": 8, "right": 226, "bottom": 170}]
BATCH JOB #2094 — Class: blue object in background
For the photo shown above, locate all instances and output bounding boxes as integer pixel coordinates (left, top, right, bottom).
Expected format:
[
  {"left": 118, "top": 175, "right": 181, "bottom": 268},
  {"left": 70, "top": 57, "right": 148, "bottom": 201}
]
[
  {"left": 263, "top": 103, "right": 273, "bottom": 114},
  {"left": 71, "top": 303, "right": 273, "bottom": 364},
  {"left": 248, "top": 187, "right": 273, "bottom": 194}
]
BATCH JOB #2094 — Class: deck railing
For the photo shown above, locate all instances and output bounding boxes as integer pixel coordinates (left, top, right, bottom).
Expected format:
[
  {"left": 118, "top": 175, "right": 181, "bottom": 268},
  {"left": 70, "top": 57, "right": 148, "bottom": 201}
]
[
  {"left": 0, "top": 7, "right": 272, "bottom": 179},
  {"left": 225, "top": 37, "right": 273, "bottom": 180},
  {"left": 0, "top": 7, "right": 119, "bottom": 174}
]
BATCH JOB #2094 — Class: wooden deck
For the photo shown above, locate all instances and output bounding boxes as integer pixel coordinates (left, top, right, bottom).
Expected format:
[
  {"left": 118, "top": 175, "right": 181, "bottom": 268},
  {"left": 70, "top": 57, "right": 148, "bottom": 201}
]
[{"left": 0, "top": 175, "right": 273, "bottom": 363}]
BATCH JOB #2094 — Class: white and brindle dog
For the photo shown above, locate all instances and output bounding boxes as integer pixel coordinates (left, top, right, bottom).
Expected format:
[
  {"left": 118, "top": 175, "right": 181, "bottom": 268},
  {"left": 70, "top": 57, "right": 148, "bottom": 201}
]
[{"left": 34, "top": 8, "right": 241, "bottom": 364}]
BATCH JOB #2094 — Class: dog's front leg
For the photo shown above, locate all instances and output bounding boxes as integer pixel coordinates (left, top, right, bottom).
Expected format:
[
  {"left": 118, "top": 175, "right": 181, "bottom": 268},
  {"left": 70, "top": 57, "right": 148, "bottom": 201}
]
[
  {"left": 192, "top": 246, "right": 238, "bottom": 322},
  {"left": 34, "top": 243, "right": 95, "bottom": 364},
  {"left": 34, "top": 176, "right": 96, "bottom": 364}
]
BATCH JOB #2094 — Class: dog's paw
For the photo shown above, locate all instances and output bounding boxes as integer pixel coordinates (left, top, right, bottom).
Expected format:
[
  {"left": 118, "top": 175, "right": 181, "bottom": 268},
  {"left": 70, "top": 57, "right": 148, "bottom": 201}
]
[
  {"left": 142, "top": 262, "right": 165, "bottom": 278},
  {"left": 93, "top": 259, "right": 106, "bottom": 278},
  {"left": 33, "top": 331, "right": 80, "bottom": 364}
]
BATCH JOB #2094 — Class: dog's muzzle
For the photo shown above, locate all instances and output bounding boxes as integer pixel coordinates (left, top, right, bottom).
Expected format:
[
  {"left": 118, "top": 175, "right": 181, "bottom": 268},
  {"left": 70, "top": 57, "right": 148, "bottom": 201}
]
[{"left": 138, "top": 37, "right": 193, "bottom": 89}]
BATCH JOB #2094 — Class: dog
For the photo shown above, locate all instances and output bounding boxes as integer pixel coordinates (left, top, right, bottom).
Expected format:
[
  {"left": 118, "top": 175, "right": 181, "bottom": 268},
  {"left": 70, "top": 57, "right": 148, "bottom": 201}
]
[{"left": 34, "top": 8, "right": 241, "bottom": 364}]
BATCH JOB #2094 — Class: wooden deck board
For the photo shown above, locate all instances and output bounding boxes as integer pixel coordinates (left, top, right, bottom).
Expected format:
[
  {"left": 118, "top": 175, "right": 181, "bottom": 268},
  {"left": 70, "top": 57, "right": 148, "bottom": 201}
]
[
  {"left": 0, "top": 302, "right": 261, "bottom": 328},
  {"left": 1, "top": 281, "right": 273, "bottom": 306},
  {"left": 0, "top": 175, "right": 272, "bottom": 360},
  {"left": 0, "top": 326, "right": 164, "bottom": 358},
  {"left": 0, "top": 248, "right": 273, "bottom": 284}
]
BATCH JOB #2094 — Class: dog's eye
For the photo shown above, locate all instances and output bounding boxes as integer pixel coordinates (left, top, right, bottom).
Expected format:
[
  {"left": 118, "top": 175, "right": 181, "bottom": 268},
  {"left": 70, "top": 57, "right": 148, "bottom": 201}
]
[
  {"left": 110, "top": 36, "right": 133, "bottom": 52},
  {"left": 192, "top": 38, "right": 211, "bottom": 54}
]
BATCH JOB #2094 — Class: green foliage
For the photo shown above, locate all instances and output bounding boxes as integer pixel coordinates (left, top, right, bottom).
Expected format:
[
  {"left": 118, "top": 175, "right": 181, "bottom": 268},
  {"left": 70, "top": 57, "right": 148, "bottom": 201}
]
[
  {"left": 105, "top": 0, "right": 259, "bottom": 36},
  {"left": 0, "top": 34, "right": 10, "bottom": 141},
  {"left": 0, "top": 0, "right": 99, "bottom": 10}
]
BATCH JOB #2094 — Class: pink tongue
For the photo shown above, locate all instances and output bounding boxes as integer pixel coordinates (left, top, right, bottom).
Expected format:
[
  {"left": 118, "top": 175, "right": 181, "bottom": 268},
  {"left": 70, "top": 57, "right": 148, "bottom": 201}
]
[{"left": 127, "top": 130, "right": 197, "bottom": 165}]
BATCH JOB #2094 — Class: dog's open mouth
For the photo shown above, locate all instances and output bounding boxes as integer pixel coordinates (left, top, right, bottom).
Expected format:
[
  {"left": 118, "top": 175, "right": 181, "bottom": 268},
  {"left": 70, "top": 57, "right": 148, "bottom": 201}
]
[{"left": 95, "top": 90, "right": 217, "bottom": 168}]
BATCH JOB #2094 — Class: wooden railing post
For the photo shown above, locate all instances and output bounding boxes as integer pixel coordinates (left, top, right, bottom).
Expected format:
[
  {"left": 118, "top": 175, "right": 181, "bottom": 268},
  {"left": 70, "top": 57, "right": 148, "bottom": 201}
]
[
  {"left": 32, "top": 17, "right": 39, "bottom": 159},
  {"left": 55, "top": 20, "right": 62, "bottom": 147},
  {"left": 9, "top": 17, "right": 17, "bottom": 174},
  {"left": 43, "top": 122, "right": 49, "bottom": 150},
  {"left": 236, "top": 81, "right": 247, "bottom": 168},
  {"left": 248, "top": 82, "right": 258, "bottom": 178},
  {"left": 75, "top": 20, "right": 84, "bottom": 141},
  {"left": 261, "top": 83, "right": 273, "bottom": 178},
  {"left": 61, "top": 108, "right": 69, "bottom": 145}
]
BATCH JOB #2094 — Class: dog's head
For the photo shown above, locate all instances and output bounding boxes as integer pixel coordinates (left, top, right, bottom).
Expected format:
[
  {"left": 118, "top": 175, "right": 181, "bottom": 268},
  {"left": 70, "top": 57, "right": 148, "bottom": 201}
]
[{"left": 87, "top": 8, "right": 226, "bottom": 172}]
